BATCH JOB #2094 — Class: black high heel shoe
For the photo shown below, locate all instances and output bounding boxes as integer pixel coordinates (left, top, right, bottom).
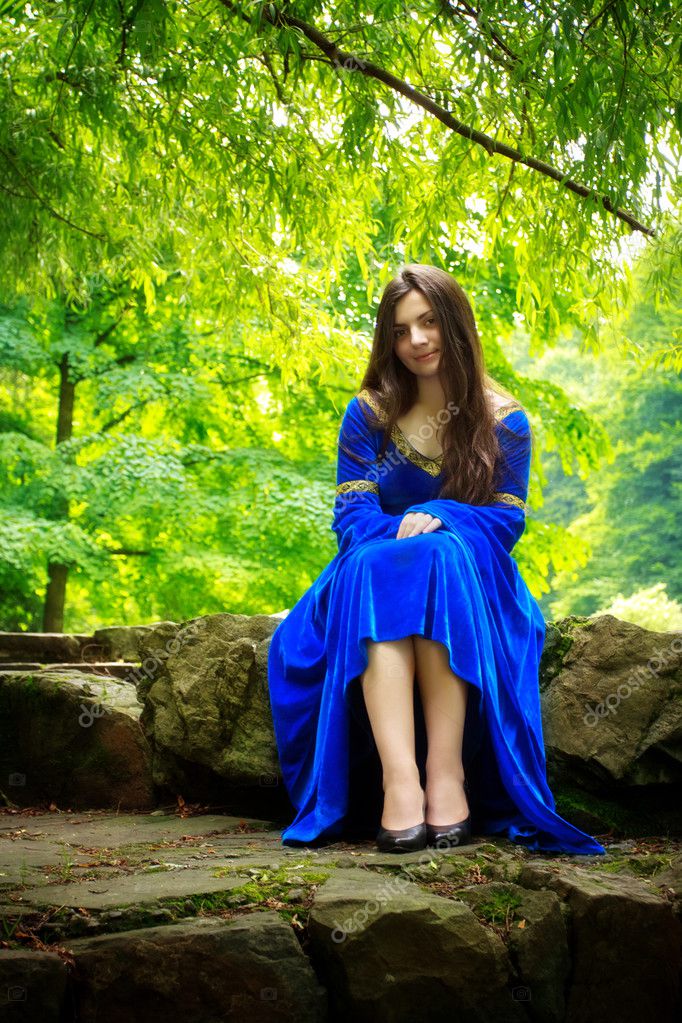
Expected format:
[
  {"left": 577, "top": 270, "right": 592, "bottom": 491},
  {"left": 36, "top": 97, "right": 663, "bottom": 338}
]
[
  {"left": 376, "top": 795, "right": 428, "bottom": 853},
  {"left": 425, "top": 814, "right": 472, "bottom": 848},
  {"left": 376, "top": 820, "right": 428, "bottom": 853},
  {"left": 425, "top": 780, "right": 472, "bottom": 848}
]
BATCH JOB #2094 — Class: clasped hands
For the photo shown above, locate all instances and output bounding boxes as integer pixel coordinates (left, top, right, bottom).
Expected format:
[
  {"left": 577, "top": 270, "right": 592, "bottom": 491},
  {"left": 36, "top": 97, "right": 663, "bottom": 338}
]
[{"left": 396, "top": 511, "right": 443, "bottom": 540}]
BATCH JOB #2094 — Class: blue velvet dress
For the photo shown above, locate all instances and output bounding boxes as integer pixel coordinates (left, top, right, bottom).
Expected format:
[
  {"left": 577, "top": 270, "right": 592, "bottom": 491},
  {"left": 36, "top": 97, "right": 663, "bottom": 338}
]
[{"left": 267, "top": 389, "right": 606, "bottom": 855}]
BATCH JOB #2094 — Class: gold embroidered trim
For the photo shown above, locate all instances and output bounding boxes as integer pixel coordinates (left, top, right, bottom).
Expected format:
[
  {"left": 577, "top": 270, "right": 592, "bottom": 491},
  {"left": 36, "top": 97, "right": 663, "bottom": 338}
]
[
  {"left": 390, "top": 429, "right": 443, "bottom": 476},
  {"left": 336, "top": 479, "right": 380, "bottom": 496},
  {"left": 357, "top": 389, "right": 526, "bottom": 478},
  {"left": 358, "top": 388, "right": 443, "bottom": 476},
  {"left": 357, "top": 388, "right": 387, "bottom": 423},
  {"left": 493, "top": 401, "right": 525, "bottom": 421},
  {"left": 491, "top": 491, "right": 526, "bottom": 510}
]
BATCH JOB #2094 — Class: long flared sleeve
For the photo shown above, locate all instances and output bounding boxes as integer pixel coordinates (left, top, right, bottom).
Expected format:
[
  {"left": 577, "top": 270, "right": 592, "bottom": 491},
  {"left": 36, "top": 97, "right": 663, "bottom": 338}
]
[{"left": 332, "top": 396, "right": 402, "bottom": 557}]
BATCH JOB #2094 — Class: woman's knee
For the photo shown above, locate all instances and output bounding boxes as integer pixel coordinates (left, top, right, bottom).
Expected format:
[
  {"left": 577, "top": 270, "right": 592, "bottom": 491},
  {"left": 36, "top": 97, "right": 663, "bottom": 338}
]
[
  {"left": 364, "top": 636, "right": 416, "bottom": 676},
  {"left": 413, "top": 635, "right": 453, "bottom": 672}
]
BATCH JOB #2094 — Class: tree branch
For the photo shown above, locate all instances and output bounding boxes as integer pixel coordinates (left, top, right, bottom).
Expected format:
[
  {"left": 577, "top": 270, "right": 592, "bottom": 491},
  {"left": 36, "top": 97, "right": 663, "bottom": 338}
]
[
  {"left": 218, "top": 0, "right": 655, "bottom": 236},
  {"left": 107, "top": 548, "right": 151, "bottom": 556},
  {"left": 100, "top": 398, "right": 147, "bottom": 433},
  {"left": 0, "top": 145, "right": 107, "bottom": 240},
  {"left": 452, "top": 0, "right": 524, "bottom": 70}
]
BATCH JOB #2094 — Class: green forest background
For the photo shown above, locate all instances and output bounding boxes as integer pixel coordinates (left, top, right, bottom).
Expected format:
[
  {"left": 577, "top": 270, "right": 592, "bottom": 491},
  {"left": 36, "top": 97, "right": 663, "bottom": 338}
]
[{"left": 0, "top": 1, "right": 680, "bottom": 634}]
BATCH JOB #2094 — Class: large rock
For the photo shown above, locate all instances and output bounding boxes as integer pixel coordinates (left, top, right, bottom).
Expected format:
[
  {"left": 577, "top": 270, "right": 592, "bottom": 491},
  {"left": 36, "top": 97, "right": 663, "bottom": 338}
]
[
  {"left": 129, "top": 611, "right": 681, "bottom": 833},
  {"left": 456, "top": 881, "right": 570, "bottom": 1022},
  {"left": 0, "top": 669, "right": 154, "bottom": 810},
  {"left": 308, "top": 871, "right": 526, "bottom": 1021},
  {"left": 518, "top": 860, "right": 682, "bottom": 1021},
  {"left": 540, "top": 615, "right": 682, "bottom": 790},
  {"left": 0, "top": 950, "right": 69, "bottom": 1022},
  {"left": 134, "top": 613, "right": 283, "bottom": 802},
  {"left": 67, "top": 913, "right": 327, "bottom": 1022}
]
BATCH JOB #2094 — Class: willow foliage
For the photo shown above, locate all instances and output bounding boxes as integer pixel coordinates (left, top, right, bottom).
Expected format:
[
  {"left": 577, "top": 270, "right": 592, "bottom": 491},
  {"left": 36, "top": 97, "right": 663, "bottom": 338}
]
[{"left": 0, "top": 2, "right": 679, "bottom": 628}]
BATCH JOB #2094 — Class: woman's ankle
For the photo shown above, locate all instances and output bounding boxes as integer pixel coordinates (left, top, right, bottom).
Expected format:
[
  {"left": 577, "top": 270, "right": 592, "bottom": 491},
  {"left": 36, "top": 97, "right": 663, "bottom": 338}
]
[
  {"left": 425, "top": 759, "right": 464, "bottom": 785},
  {"left": 381, "top": 763, "right": 421, "bottom": 792},
  {"left": 424, "top": 768, "right": 469, "bottom": 826},
  {"left": 380, "top": 772, "right": 425, "bottom": 830}
]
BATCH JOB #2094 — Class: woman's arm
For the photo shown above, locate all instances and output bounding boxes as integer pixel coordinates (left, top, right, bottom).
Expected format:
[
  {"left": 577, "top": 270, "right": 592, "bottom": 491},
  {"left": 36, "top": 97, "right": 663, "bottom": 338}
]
[{"left": 331, "top": 396, "right": 403, "bottom": 557}]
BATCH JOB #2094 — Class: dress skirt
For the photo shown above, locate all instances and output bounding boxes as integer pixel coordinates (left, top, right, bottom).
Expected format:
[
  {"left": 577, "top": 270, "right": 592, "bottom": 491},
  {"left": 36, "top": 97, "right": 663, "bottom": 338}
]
[{"left": 267, "top": 511, "right": 606, "bottom": 856}]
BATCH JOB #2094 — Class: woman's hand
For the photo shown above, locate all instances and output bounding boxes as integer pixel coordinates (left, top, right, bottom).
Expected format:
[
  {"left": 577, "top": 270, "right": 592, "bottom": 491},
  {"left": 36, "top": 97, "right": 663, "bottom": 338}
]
[{"left": 396, "top": 511, "right": 443, "bottom": 540}]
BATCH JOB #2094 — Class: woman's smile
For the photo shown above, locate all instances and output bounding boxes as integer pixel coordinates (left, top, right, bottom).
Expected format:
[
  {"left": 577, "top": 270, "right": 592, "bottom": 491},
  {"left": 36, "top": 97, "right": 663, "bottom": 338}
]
[{"left": 414, "top": 349, "right": 439, "bottom": 362}]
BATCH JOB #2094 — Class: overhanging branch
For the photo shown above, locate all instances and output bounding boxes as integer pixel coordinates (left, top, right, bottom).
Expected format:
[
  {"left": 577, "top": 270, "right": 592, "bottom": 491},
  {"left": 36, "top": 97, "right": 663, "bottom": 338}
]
[{"left": 219, "top": 0, "right": 654, "bottom": 237}]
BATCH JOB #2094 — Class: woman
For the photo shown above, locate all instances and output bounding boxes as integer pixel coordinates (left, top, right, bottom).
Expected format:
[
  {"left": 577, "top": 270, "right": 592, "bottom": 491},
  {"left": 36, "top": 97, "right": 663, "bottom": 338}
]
[{"left": 267, "top": 264, "right": 605, "bottom": 856}]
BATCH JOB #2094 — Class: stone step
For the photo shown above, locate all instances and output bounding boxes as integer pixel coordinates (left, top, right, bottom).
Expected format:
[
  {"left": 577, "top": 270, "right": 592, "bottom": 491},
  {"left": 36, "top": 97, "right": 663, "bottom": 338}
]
[
  {"left": 0, "top": 631, "right": 108, "bottom": 663},
  {"left": 0, "top": 662, "right": 138, "bottom": 677}
]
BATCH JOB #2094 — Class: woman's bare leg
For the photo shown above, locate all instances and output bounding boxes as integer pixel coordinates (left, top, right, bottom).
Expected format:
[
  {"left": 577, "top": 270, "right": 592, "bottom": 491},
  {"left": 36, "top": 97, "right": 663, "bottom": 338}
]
[
  {"left": 361, "top": 637, "right": 424, "bottom": 830},
  {"left": 413, "top": 636, "right": 470, "bottom": 826}
]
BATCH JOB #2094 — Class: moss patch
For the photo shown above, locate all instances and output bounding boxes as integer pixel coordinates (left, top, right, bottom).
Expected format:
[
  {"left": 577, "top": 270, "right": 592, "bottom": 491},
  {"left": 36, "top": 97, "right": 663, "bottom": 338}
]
[
  {"left": 0, "top": 860, "right": 334, "bottom": 949},
  {"left": 472, "top": 887, "right": 524, "bottom": 927},
  {"left": 590, "top": 854, "right": 675, "bottom": 879}
]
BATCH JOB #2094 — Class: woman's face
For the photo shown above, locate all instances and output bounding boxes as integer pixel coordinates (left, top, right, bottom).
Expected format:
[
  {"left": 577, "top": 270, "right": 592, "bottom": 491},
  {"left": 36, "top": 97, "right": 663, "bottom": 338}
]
[{"left": 392, "top": 289, "right": 442, "bottom": 375}]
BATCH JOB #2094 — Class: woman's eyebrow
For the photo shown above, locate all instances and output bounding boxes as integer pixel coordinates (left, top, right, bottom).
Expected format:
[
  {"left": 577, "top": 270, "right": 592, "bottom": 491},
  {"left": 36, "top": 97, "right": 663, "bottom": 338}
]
[{"left": 393, "top": 309, "right": 434, "bottom": 328}]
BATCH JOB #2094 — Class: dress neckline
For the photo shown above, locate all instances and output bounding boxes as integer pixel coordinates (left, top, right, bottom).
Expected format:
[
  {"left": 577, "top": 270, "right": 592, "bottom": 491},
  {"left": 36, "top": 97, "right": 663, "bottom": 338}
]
[{"left": 357, "top": 389, "right": 525, "bottom": 477}]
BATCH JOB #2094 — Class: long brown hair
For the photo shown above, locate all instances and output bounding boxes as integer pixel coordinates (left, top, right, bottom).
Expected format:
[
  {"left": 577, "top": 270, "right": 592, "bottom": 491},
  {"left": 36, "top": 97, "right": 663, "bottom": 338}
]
[{"left": 345, "top": 264, "right": 531, "bottom": 504}]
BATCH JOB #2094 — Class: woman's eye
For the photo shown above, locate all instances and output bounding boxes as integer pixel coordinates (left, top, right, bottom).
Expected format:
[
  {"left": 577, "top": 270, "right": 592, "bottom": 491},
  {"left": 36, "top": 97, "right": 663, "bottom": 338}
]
[{"left": 394, "top": 320, "right": 435, "bottom": 338}]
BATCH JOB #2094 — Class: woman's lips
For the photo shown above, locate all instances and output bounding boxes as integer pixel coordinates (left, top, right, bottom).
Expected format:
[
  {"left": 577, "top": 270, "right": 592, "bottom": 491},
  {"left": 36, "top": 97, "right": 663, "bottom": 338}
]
[{"left": 415, "top": 350, "right": 438, "bottom": 361}]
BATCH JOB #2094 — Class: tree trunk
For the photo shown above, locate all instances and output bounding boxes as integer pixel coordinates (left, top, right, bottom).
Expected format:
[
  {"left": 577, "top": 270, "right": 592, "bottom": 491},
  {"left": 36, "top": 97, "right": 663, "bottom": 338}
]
[
  {"left": 42, "top": 352, "right": 75, "bottom": 632},
  {"left": 43, "top": 562, "right": 70, "bottom": 632}
]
